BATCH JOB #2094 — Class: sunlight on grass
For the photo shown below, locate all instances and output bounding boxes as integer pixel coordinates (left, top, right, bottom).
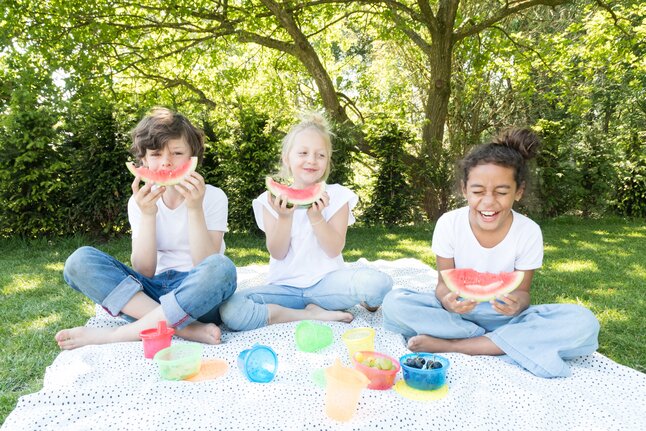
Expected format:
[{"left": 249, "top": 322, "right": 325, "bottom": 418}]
[
  {"left": 595, "top": 308, "right": 629, "bottom": 324},
  {"left": 2, "top": 275, "right": 45, "bottom": 293},
  {"left": 18, "top": 313, "right": 63, "bottom": 332},
  {"left": 551, "top": 260, "right": 598, "bottom": 272},
  {"left": 45, "top": 263, "right": 64, "bottom": 271}
]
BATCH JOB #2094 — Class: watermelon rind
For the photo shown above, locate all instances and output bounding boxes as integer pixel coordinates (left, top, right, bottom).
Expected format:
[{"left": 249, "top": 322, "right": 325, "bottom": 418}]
[
  {"left": 125, "top": 156, "right": 198, "bottom": 186},
  {"left": 440, "top": 269, "right": 525, "bottom": 302},
  {"left": 265, "top": 177, "right": 326, "bottom": 207}
]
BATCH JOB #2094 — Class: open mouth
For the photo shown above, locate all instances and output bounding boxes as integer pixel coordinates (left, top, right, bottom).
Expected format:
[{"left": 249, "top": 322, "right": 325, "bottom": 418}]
[{"left": 479, "top": 210, "right": 499, "bottom": 221}]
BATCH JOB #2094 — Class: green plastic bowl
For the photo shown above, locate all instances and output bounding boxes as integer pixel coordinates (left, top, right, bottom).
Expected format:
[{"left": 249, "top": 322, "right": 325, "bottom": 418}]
[{"left": 154, "top": 343, "right": 203, "bottom": 381}]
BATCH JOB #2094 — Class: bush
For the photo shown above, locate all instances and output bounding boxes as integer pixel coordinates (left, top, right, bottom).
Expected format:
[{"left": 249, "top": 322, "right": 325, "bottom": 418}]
[
  {"left": 0, "top": 65, "right": 69, "bottom": 237},
  {"left": 363, "top": 117, "right": 416, "bottom": 226}
]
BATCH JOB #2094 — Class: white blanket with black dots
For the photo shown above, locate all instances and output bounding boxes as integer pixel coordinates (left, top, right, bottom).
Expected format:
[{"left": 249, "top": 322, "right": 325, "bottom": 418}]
[{"left": 3, "top": 259, "right": 645, "bottom": 431}]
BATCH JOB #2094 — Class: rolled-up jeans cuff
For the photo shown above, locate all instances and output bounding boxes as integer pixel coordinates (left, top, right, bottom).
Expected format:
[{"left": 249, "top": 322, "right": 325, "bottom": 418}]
[
  {"left": 102, "top": 275, "right": 143, "bottom": 317},
  {"left": 160, "top": 291, "right": 194, "bottom": 330}
]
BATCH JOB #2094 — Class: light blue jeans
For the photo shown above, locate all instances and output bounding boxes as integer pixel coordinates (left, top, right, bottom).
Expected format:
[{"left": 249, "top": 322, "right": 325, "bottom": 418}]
[
  {"left": 63, "top": 246, "right": 237, "bottom": 329},
  {"left": 220, "top": 267, "right": 393, "bottom": 331},
  {"left": 382, "top": 288, "right": 600, "bottom": 378}
]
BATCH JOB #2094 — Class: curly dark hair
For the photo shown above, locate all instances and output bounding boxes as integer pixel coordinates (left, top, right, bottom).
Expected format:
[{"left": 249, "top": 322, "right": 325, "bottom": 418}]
[{"left": 459, "top": 127, "right": 541, "bottom": 188}]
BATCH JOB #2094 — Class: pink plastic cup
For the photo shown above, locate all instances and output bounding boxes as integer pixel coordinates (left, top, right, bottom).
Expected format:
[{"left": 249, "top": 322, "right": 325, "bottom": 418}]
[{"left": 140, "top": 321, "right": 175, "bottom": 359}]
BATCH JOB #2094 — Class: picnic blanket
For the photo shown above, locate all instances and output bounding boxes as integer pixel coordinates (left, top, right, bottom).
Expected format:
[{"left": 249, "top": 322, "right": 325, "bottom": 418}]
[{"left": 3, "top": 258, "right": 645, "bottom": 431}]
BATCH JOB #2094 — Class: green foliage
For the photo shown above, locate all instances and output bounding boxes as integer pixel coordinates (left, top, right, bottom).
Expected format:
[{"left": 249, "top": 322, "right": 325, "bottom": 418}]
[
  {"left": 533, "top": 120, "right": 582, "bottom": 217},
  {"left": 613, "top": 133, "right": 646, "bottom": 217},
  {"left": 328, "top": 121, "right": 357, "bottom": 186},
  {"left": 217, "top": 107, "right": 281, "bottom": 233},
  {"left": 62, "top": 91, "right": 133, "bottom": 238},
  {"left": 0, "top": 60, "right": 69, "bottom": 237},
  {"left": 363, "top": 117, "right": 416, "bottom": 226}
]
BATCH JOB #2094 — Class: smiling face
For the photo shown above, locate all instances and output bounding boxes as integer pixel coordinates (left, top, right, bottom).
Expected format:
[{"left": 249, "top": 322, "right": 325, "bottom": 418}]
[
  {"left": 283, "top": 128, "right": 330, "bottom": 188},
  {"left": 142, "top": 138, "right": 192, "bottom": 173},
  {"left": 462, "top": 163, "right": 524, "bottom": 241}
]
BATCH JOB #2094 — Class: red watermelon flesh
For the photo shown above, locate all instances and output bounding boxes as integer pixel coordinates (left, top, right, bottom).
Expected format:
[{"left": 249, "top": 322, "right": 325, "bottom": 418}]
[
  {"left": 265, "top": 177, "right": 326, "bottom": 207},
  {"left": 126, "top": 156, "right": 197, "bottom": 186},
  {"left": 440, "top": 268, "right": 525, "bottom": 302}
]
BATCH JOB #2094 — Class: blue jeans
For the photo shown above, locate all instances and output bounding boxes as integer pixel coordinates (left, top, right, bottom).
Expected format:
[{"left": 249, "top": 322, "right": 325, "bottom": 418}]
[
  {"left": 382, "top": 288, "right": 600, "bottom": 378},
  {"left": 63, "top": 246, "right": 237, "bottom": 329},
  {"left": 220, "top": 267, "right": 393, "bottom": 331}
]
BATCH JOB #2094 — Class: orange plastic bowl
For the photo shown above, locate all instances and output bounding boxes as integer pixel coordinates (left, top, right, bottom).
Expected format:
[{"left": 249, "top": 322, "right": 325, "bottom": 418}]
[{"left": 351, "top": 351, "right": 400, "bottom": 390}]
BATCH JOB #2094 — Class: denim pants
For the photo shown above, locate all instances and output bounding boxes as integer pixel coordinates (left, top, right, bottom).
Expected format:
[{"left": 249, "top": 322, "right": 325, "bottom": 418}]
[
  {"left": 382, "top": 288, "right": 600, "bottom": 378},
  {"left": 220, "top": 267, "right": 393, "bottom": 331},
  {"left": 63, "top": 246, "right": 237, "bottom": 329}
]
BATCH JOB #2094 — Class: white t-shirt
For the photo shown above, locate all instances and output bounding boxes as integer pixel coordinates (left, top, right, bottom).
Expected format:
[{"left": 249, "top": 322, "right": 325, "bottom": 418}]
[
  {"left": 253, "top": 183, "right": 359, "bottom": 287},
  {"left": 128, "top": 184, "right": 228, "bottom": 274},
  {"left": 431, "top": 206, "right": 543, "bottom": 273}
]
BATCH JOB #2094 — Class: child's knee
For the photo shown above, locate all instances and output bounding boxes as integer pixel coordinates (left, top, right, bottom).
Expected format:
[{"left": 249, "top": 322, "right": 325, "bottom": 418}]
[
  {"left": 199, "top": 254, "right": 237, "bottom": 298},
  {"left": 355, "top": 268, "right": 393, "bottom": 297},
  {"left": 219, "top": 294, "right": 251, "bottom": 331},
  {"left": 64, "top": 246, "right": 98, "bottom": 281},
  {"left": 381, "top": 289, "right": 405, "bottom": 321}
]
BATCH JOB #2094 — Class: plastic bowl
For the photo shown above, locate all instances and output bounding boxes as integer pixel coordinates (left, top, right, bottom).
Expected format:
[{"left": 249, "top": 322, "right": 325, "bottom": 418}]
[
  {"left": 295, "top": 320, "right": 333, "bottom": 352},
  {"left": 399, "top": 353, "right": 450, "bottom": 391},
  {"left": 237, "top": 344, "right": 278, "bottom": 383},
  {"left": 351, "top": 351, "right": 400, "bottom": 390},
  {"left": 154, "top": 343, "right": 203, "bottom": 381}
]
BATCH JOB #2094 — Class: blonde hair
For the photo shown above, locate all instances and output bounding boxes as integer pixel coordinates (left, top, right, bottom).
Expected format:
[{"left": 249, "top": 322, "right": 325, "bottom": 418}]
[{"left": 279, "top": 111, "right": 334, "bottom": 181}]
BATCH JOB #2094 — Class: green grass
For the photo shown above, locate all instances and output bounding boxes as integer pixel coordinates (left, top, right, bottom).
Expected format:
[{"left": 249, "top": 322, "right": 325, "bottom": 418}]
[{"left": 1, "top": 218, "right": 644, "bottom": 423}]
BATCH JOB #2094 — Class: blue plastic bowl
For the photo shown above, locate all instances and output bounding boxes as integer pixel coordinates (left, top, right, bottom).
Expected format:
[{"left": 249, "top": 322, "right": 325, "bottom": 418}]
[
  {"left": 237, "top": 344, "right": 278, "bottom": 383},
  {"left": 399, "top": 353, "right": 450, "bottom": 391}
]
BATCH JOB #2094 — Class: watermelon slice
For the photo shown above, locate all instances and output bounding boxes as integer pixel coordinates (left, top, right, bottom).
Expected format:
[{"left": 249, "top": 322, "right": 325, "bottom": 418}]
[
  {"left": 126, "top": 156, "right": 198, "bottom": 186},
  {"left": 440, "top": 268, "right": 525, "bottom": 302},
  {"left": 265, "top": 177, "right": 326, "bottom": 207}
]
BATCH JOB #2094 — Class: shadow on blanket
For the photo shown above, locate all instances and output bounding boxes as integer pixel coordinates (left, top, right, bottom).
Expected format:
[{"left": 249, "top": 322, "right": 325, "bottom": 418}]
[{"left": 3, "top": 259, "right": 645, "bottom": 431}]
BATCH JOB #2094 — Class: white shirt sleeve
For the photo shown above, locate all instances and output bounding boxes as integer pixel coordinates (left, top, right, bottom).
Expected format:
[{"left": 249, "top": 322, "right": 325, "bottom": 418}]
[{"left": 203, "top": 185, "right": 228, "bottom": 232}]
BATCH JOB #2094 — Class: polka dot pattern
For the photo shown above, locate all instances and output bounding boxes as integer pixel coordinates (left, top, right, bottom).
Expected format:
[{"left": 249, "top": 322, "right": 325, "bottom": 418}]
[{"left": 3, "top": 259, "right": 645, "bottom": 430}]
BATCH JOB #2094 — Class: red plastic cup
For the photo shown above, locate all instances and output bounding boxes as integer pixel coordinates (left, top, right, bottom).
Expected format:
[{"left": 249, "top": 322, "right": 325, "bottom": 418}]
[{"left": 139, "top": 321, "right": 175, "bottom": 359}]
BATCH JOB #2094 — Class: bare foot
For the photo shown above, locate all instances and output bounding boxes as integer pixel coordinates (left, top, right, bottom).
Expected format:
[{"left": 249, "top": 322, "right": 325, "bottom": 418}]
[
  {"left": 360, "top": 301, "right": 380, "bottom": 312},
  {"left": 408, "top": 334, "right": 504, "bottom": 356},
  {"left": 55, "top": 327, "right": 120, "bottom": 350},
  {"left": 175, "top": 322, "right": 221, "bottom": 345},
  {"left": 407, "top": 334, "right": 449, "bottom": 353},
  {"left": 305, "top": 304, "right": 354, "bottom": 323}
]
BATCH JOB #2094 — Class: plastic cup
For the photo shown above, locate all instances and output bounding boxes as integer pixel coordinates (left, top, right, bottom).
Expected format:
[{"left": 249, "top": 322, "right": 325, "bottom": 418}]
[
  {"left": 139, "top": 321, "right": 175, "bottom": 359},
  {"left": 237, "top": 344, "right": 278, "bottom": 383},
  {"left": 295, "top": 320, "right": 333, "bottom": 352},
  {"left": 341, "top": 327, "right": 375, "bottom": 360},
  {"left": 324, "top": 358, "right": 370, "bottom": 422},
  {"left": 352, "top": 351, "right": 401, "bottom": 390},
  {"left": 154, "top": 343, "right": 203, "bottom": 381}
]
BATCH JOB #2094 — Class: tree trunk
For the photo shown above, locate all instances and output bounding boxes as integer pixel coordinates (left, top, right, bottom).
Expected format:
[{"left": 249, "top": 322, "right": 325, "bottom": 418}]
[{"left": 417, "top": 2, "right": 457, "bottom": 221}]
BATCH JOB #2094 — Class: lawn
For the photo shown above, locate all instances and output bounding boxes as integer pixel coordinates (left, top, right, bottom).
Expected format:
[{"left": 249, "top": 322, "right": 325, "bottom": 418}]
[{"left": 0, "top": 217, "right": 644, "bottom": 424}]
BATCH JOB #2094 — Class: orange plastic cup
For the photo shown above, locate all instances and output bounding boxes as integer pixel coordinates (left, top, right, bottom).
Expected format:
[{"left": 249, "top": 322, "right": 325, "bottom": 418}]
[{"left": 324, "top": 358, "right": 370, "bottom": 422}]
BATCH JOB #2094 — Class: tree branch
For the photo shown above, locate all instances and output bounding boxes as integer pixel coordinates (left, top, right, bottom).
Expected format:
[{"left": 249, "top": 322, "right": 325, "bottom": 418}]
[{"left": 454, "top": 0, "right": 570, "bottom": 41}]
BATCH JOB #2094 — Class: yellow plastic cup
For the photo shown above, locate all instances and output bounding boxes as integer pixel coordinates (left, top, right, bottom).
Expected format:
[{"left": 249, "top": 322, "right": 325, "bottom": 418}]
[
  {"left": 341, "top": 327, "right": 375, "bottom": 360},
  {"left": 324, "top": 358, "right": 370, "bottom": 422}
]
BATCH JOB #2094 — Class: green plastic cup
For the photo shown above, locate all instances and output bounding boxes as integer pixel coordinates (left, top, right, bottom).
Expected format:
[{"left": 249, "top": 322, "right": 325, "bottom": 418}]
[{"left": 295, "top": 320, "right": 334, "bottom": 352}]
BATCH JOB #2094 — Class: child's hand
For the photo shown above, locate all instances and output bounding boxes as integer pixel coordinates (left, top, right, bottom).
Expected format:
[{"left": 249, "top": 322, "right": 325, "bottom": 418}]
[
  {"left": 176, "top": 171, "right": 206, "bottom": 209},
  {"left": 307, "top": 192, "right": 330, "bottom": 219},
  {"left": 490, "top": 292, "right": 526, "bottom": 316},
  {"left": 132, "top": 176, "right": 164, "bottom": 215},
  {"left": 441, "top": 291, "right": 478, "bottom": 314},
  {"left": 268, "top": 193, "right": 296, "bottom": 218}
]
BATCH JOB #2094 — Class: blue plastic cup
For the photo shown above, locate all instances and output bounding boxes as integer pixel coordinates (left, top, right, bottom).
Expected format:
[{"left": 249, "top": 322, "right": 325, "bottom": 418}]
[{"left": 237, "top": 344, "right": 278, "bottom": 383}]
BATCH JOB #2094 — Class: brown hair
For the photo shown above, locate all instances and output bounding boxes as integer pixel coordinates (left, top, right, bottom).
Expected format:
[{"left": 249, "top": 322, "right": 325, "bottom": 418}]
[
  {"left": 130, "top": 107, "right": 204, "bottom": 163},
  {"left": 460, "top": 127, "right": 540, "bottom": 189}
]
